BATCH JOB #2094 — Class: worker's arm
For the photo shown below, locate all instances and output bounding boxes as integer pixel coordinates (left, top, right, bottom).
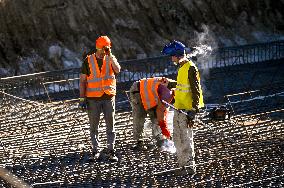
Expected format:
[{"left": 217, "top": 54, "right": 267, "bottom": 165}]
[
  {"left": 79, "top": 73, "right": 88, "bottom": 110},
  {"left": 79, "top": 58, "right": 89, "bottom": 98},
  {"left": 156, "top": 83, "right": 174, "bottom": 121},
  {"left": 157, "top": 83, "right": 174, "bottom": 103},
  {"left": 79, "top": 74, "right": 87, "bottom": 98},
  {"left": 156, "top": 100, "right": 171, "bottom": 139},
  {"left": 157, "top": 84, "right": 171, "bottom": 139},
  {"left": 105, "top": 49, "right": 120, "bottom": 74},
  {"left": 156, "top": 100, "right": 167, "bottom": 121},
  {"left": 105, "top": 48, "right": 121, "bottom": 74},
  {"left": 188, "top": 66, "right": 201, "bottom": 111},
  {"left": 110, "top": 54, "right": 121, "bottom": 74}
]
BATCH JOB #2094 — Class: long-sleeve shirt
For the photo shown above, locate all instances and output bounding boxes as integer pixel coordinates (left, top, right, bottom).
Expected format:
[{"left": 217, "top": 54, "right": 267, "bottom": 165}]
[
  {"left": 157, "top": 84, "right": 173, "bottom": 103},
  {"left": 188, "top": 65, "right": 201, "bottom": 110},
  {"left": 156, "top": 84, "right": 170, "bottom": 123}
]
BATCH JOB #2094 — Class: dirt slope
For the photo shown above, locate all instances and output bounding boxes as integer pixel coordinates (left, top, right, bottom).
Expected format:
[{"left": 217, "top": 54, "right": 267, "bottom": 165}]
[{"left": 0, "top": 0, "right": 283, "bottom": 76}]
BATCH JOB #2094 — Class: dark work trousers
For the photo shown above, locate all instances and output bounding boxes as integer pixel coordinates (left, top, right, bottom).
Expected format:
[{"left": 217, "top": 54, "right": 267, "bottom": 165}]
[
  {"left": 87, "top": 97, "right": 116, "bottom": 151},
  {"left": 129, "top": 81, "right": 163, "bottom": 143}
]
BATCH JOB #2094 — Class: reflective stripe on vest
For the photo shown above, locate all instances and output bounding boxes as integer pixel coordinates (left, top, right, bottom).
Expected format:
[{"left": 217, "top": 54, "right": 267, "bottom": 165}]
[
  {"left": 87, "top": 56, "right": 102, "bottom": 83},
  {"left": 87, "top": 56, "right": 115, "bottom": 83},
  {"left": 176, "top": 83, "right": 191, "bottom": 93},
  {"left": 86, "top": 54, "right": 116, "bottom": 97},
  {"left": 140, "top": 78, "right": 160, "bottom": 110},
  {"left": 87, "top": 85, "right": 116, "bottom": 92}
]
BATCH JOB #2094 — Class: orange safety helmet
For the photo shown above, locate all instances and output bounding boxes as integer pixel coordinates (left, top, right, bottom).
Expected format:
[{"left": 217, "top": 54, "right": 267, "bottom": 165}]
[{"left": 96, "top": 36, "right": 111, "bottom": 49}]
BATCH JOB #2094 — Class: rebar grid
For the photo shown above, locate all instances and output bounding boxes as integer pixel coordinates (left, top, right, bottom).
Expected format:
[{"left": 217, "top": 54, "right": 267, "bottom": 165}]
[
  {"left": 1, "top": 40, "right": 284, "bottom": 103},
  {"left": 1, "top": 42, "right": 284, "bottom": 187},
  {"left": 1, "top": 86, "right": 283, "bottom": 187}
]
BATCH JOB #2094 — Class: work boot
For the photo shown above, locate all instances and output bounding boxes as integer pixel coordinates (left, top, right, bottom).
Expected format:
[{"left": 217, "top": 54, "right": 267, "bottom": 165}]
[
  {"left": 156, "top": 139, "right": 167, "bottom": 148},
  {"left": 108, "top": 149, "right": 118, "bottom": 162},
  {"left": 186, "top": 166, "right": 196, "bottom": 175},
  {"left": 92, "top": 149, "right": 101, "bottom": 159},
  {"left": 88, "top": 148, "right": 100, "bottom": 162},
  {"left": 174, "top": 166, "right": 196, "bottom": 176},
  {"left": 132, "top": 141, "right": 147, "bottom": 151},
  {"left": 96, "top": 148, "right": 109, "bottom": 161}
]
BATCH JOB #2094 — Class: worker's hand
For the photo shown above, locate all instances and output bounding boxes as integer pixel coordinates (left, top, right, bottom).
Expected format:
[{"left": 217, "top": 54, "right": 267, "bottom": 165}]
[
  {"left": 104, "top": 46, "right": 111, "bottom": 56},
  {"left": 160, "top": 77, "right": 169, "bottom": 86},
  {"left": 186, "top": 110, "right": 195, "bottom": 120},
  {"left": 78, "top": 98, "right": 87, "bottom": 111},
  {"left": 170, "top": 88, "right": 176, "bottom": 96},
  {"left": 186, "top": 110, "right": 196, "bottom": 128}
]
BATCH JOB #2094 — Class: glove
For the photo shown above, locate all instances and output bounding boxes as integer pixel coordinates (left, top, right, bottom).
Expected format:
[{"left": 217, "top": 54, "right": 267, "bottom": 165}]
[
  {"left": 78, "top": 98, "right": 87, "bottom": 110},
  {"left": 186, "top": 110, "right": 196, "bottom": 128},
  {"left": 186, "top": 110, "right": 196, "bottom": 120},
  {"left": 158, "top": 120, "right": 171, "bottom": 139}
]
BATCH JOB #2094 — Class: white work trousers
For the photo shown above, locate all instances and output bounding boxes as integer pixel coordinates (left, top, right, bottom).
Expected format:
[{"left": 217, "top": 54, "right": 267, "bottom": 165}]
[{"left": 173, "top": 110, "right": 195, "bottom": 167}]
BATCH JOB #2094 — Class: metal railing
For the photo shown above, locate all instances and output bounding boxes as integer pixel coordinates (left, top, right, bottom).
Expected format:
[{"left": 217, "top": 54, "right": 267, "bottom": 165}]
[
  {"left": 0, "top": 40, "right": 283, "bottom": 102},
  {"left": 213, "top": 40, "right": 284, "bottom": 67}
]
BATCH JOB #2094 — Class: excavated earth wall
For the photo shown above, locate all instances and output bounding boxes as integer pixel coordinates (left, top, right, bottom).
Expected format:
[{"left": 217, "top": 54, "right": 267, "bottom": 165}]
[{"left": 0, "top": 0, "right": 284, "bottom": 76}]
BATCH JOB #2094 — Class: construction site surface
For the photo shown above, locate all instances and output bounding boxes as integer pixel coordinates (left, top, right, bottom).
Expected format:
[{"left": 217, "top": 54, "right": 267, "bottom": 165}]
[{"left": 0, "top": 41, "right": 283, "bottom": 187}]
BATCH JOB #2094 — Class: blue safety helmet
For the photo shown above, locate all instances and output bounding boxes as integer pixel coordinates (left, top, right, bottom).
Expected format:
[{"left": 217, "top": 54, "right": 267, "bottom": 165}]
[{"left": 162, "top": 40, "right": 190, "bottom": 57}]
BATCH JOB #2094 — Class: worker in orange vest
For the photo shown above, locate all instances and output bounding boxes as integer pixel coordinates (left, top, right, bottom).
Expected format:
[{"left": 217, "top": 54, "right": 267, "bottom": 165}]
[
  {"left": 79, "top": 36, "right": 121, "bottom": 162},
  {"left": 129, "top": 77, "right": 176, "bottom": 150}
]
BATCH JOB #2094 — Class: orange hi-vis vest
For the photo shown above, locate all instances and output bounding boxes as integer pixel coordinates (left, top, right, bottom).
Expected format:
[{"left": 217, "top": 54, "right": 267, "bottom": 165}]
[
  {"left": 140, "top": 77, "right": 160, "bottom": 110},
  {"left": 86, "top": 54, "right": 116, "bottom": 97}
]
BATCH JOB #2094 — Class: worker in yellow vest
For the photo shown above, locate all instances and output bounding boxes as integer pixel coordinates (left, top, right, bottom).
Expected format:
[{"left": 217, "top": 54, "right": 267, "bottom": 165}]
[
  {"left": 79, "top": 36, "right": 121, "bottom": 162},
  {"left": 129, "top": 77, "right": 176, "bottom": 150},
  {"left": 162, "top": 40, "right": 204, "bottom": 175}
]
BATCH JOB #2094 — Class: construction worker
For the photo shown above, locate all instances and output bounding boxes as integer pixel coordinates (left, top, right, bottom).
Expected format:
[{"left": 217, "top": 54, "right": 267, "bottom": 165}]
[
  {"left": 129, "top": 77, "right": 176, "bottom": 150},
  {"left": 162, "top": 40, "right": 204, "bottom": 175},
  {"left": 79, "top": 36, "right": 121, "bottom": 162}
]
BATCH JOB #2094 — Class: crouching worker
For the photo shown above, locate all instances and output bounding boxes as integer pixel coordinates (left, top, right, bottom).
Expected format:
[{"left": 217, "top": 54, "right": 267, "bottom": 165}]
[{"left": 129, "top": 77, "right": 176, "bottom": 150}]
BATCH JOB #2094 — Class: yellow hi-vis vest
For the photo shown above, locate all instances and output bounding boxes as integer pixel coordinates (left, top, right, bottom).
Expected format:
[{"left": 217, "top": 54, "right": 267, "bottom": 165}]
[{"left": 174, "top": 61, "right": 204, "bottom": 110}]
